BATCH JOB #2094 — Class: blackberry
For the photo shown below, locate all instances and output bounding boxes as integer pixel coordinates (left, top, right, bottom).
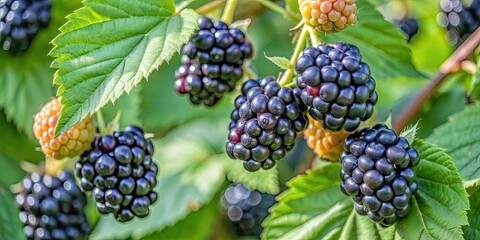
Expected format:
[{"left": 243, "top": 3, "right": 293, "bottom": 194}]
[
  {"left": 437, "top": 0, "right": 480, "bottom": 46},
  {"left": 395, "top": 18, "right": 419, "bottom": 42},
  {"left": 175, "top": 16, "right": 254, "bottom": 106},
  {"left": 76, "top": 125, "right": 158, "bottom": 222},
  {"left": 33, "top": 98, "right": 96, "bottom": 160},
  {"left": 299, "top": 0, "right": 357, "bottom": 33},
  {"left": 221, "top": 184, "right": 276, "bottom": 237},
  {"left": 304, "top": 115, "right": 351, "bottom": 161},
  {"left": 16, "top": 171, "right": 90, "bottom": 240},
  {"left": 295, "top": 43, "right": 377, "bottom": 132},
  {"left": 226, "top": 77, "right": 308, "bottom": 172},
  {"left": 340, "top": 123, "right": 420, "bottom": 226},
  {"left": 0, "top": 0, "right": 51, "bottom": 54}
]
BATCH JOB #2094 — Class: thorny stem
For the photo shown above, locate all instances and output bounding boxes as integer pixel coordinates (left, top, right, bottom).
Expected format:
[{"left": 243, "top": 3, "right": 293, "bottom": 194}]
[
  {"left": 393, "top": 28, "right": 480, "bottom": 132},
  {"left": 279, "top": 27, "right": 310, "bottom": 86},
  {"left": 221, "top": 0, "right": 238, "bottom": 24},
  {"left": 195, "top": 0, "right": 225, "bottom": 15}
]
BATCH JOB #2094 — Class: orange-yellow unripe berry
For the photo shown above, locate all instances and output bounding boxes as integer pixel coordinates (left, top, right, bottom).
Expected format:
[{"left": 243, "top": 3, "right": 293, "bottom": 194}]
[{"left": 299, "top": 0, "right": 357, "bottom": 33}]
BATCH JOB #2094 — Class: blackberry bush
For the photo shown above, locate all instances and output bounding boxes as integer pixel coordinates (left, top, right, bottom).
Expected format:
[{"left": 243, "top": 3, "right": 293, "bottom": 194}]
[
  {"left": 437, "top": 0, "right": 480, "bottom": 46},
  {"left": 16, "top": 171, "right": 90, "bottom": 240},
  {"left": 299, "top": 0, "right": 357, "bottom": 33},
  {"left": 0, "top": 0, "right": 51, "bottom": 54},
  {"left": 221, "top": 184, "right": 276, "bottom": 237},
  {"left": 33, "top": 98, "right": 96, "bottom": 160},
  {"left": 340, "top": 124, "right": 420, "bottom": 226},
  {"left": 175, "top": 16, "right": 254, "bottom": 106},
  {"left": 395, "top": 18, "right": 419, "bottom": 42},
  {"left": 76, "top": 126, "right": 158, "bottom": 222},
  {"left": 304, "top": 115, "right": 351, "bottom": 161},
  {"left": 226, "top": 77, "right": 308, "bottom": 172},
  {"left": 295, "top": 43, "right": 377, "bottom": 132}
]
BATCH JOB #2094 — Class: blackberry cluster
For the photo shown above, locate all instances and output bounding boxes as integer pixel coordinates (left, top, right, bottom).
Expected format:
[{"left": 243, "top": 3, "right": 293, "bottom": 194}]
[
  {"left": 438, "top": 0, "right": 480, "bottom": 46},
  {"left": 16, "top": 171, "right": 90, "bottom": 240},
  {"left": 221, "top": 184, "right": 276, "bottom": 237},
  {"left": 0, "top": 0, "right": 51, "bottom": 54},
  {"left": 175, "top": 16, "right": 254, "bottom": 106},
  {"left": 299, "top": 0, "right": 357, "bottom": 33},
  {"left": 76, "top": 126, "right": 158, "bottom": 222},
  {"left": 226, "top": 77, "right": 308, "bottom": 172},
  {"left": 295, "top": 43, "right": 377, "bottom": 132},
  {"left": 395, "top": 18, "right": 419, "bottom": 42},
  {"left": 340, "top": 124, "right": 420, "bottom": 226}
]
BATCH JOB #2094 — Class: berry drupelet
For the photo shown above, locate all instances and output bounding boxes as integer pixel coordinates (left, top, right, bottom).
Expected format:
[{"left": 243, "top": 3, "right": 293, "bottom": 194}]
[
  {"left": 299, "top": 0, "right": 357, "bottom": 33},
  {"left": 16, "top": 171, "right": 90, "bottom": 240},
  {"left": 295, "top": 42, "right": 377, "bottom": 132},
  {"left": 221, "top": 184, "right": 276, "bottom": 237},
  {"left": 226, "top": 77, "right": 308, "bottom": 172},
  {"left": 76, "top": 126, "right": 158, "bottom": 222},
  {"left": 395, "top": 18, "right": 419, "bottom": 42},
  {"left": 340, "top": 123, "right": 420, "bottom": 227},
  {"left": 175, "top": 16, "right": 254, "bottom": 106},
  {"left": 0, "top": 0, "right": 51, "bottom": 54},
  {"left": 437, "top": 0, "right": 480, "bottom": 46}
]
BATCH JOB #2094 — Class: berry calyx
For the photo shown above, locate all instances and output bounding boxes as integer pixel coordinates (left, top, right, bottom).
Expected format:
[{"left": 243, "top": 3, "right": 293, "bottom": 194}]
[
  {"left": 340, "top": 123, "right": 420, "bottom": 226},
  {"left": 76, "top": 125, "right": 158, "bottom": 222},
  {"left": 226, "top": 77, "right": 308, "bottom": 172},
  {"left": 175, "top": 16, "right": 254, "bottom": 106},
  {"left": 295, "top": 42, "right": 377, "bottom": 132},
  {"left": 33, "top": 98, "right": 96, "bottom": 160},
  {"left": 304, "top": 115, "right": 351, "bottom": 161},
  {"left": 0, "top": 0, "right": 52, "bottom": 54},
  {"left": 299, "top": 0, "right": 357, "bottom": 33},
  {"left": 16, "top": 171, "right": 90, "bottom": 240}
]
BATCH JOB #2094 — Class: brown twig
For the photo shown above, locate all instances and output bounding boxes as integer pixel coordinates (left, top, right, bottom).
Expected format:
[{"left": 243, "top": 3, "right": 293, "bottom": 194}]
[{"left": 393, "top": 28, "right": 480, "bottom": 132}]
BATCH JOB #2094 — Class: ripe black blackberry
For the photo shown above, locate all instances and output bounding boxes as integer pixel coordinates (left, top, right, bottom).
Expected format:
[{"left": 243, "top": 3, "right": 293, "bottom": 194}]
[
  {"left": 340, "top": 123, "right": 420, "bottom": 227},
  {"left": 221, "top": 184, "right": 276, "bottom": 237},
  {"left": 437, "top": 0, "right": 480, "bottom": 46},
  {"left": 16, "top": 171, "right": 90, "bottom": 240},
  {"left": 395, "top": 18, "right": 419, "bottom": 42},
  {"left": 175, "top": 16, "right": 254, "bottom": 106},
  {"left": 226, "top": 77, "right": 308, "bottom": 172},
  {"left": 295, "top": 43, "right": 377, "bottom": 132},
  {"left": 76, "top": 126, "right": 158, "bottom": 222},
  {"left": 0, "top": 0, "right": 52, "bottom": 54}
]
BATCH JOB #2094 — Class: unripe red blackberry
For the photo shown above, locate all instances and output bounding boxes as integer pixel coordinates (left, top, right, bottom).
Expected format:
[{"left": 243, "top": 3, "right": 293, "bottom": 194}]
[
  {"left": 221, "top": 184, "right": 276, "bottom": 237},
  {"left": 299, "top": 0, "right": 357, "bottom": 33},
  {"left": 437, "top": 0, "right": 480, "bottom": 46},
  {"left": 0, "top": 0, "right": 51, "bottom": 54},
  {"left": 226, "top": 77, "right": 308, "bottom": 172},
  {"left": 340, "top": 123, "right": 420, "bottom": 227},
  {"left": 16, "top": 171, "right": 90, "bottom": 240},
  {"left": 76, "top": 126, "right": 158, "bottom": 222},
  {"left": 304, "top": 115, "right": 350, "bottom": 161},
  {"left": 33, "top": 98, "right": 96, "bottom": 160},
  {"left": 295, "top": 42, "right": 377, "bottom": 132},
  {"left": 175, "top": 16, "right": 254, "bottom": 106}
]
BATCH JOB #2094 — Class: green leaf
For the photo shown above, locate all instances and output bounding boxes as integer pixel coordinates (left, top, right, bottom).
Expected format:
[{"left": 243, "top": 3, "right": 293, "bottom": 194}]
[
  {"left": 285, "top": 0, "right": 300, "bottom": 14},
  {"left": 143, "top": 190, "right": 220, "bottom": 240},
  {"left": 0, "top": 184, "right": 25, "bottom": 240},
  {"left": 91, "top": 137, "right": 225, "bottom": 239},
  {"left": 227, "top": 160, "right": 279, "bottom": 195},
  {"left": 0, "top": 0, "right": 81, "bottom": 134},
  {"left": 427, "top": 103, "right": 480, "bottom": 181},
  {"left": 468, "top": 52, "right": 480, "bottom": 99},
  {"left": 262, "top": 164, "right": 392, "bottom": 240},
  {"left": 264, "top": 54, "right": 293, "bottom": 70},
  {"left": 0, "top": 153, "right": 25, "bottom": 186},
  {"left": 323, "top": 1, "right": 421, "bottom": 81},
  {"left": 464, "top": 190, "right": 480, "bottom": 240},
  {"left": 396, "top": 139, "right": 469, "bottom": 240},
  {"left": 399, "top": 122, "right": 419, "bottom": 144},
  {"left": 50, "top": 0, "right": 199, "bottom": 136}
]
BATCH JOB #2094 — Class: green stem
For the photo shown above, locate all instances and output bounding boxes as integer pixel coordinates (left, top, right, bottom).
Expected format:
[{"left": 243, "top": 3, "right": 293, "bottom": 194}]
[
  {"left": 194, "top": 0, "right": 225, "bottom": 15},
  {"left": 279, "top": 27, "right": 309, "bottom": 86},
  {"left": 96, "top": 110, "right": 107, "bottom": 135},
  {"left": 244, "top": 66, "right": 258, "bottom": 79},
  {"left": 307, "top": 26, "right": 320, "bottom": 46},
  {"left": 221, "top": 0, "right": 237, "bottom": 24},
  {"left": 253, "top": 0, "right": 301, "bottom": 23}
]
